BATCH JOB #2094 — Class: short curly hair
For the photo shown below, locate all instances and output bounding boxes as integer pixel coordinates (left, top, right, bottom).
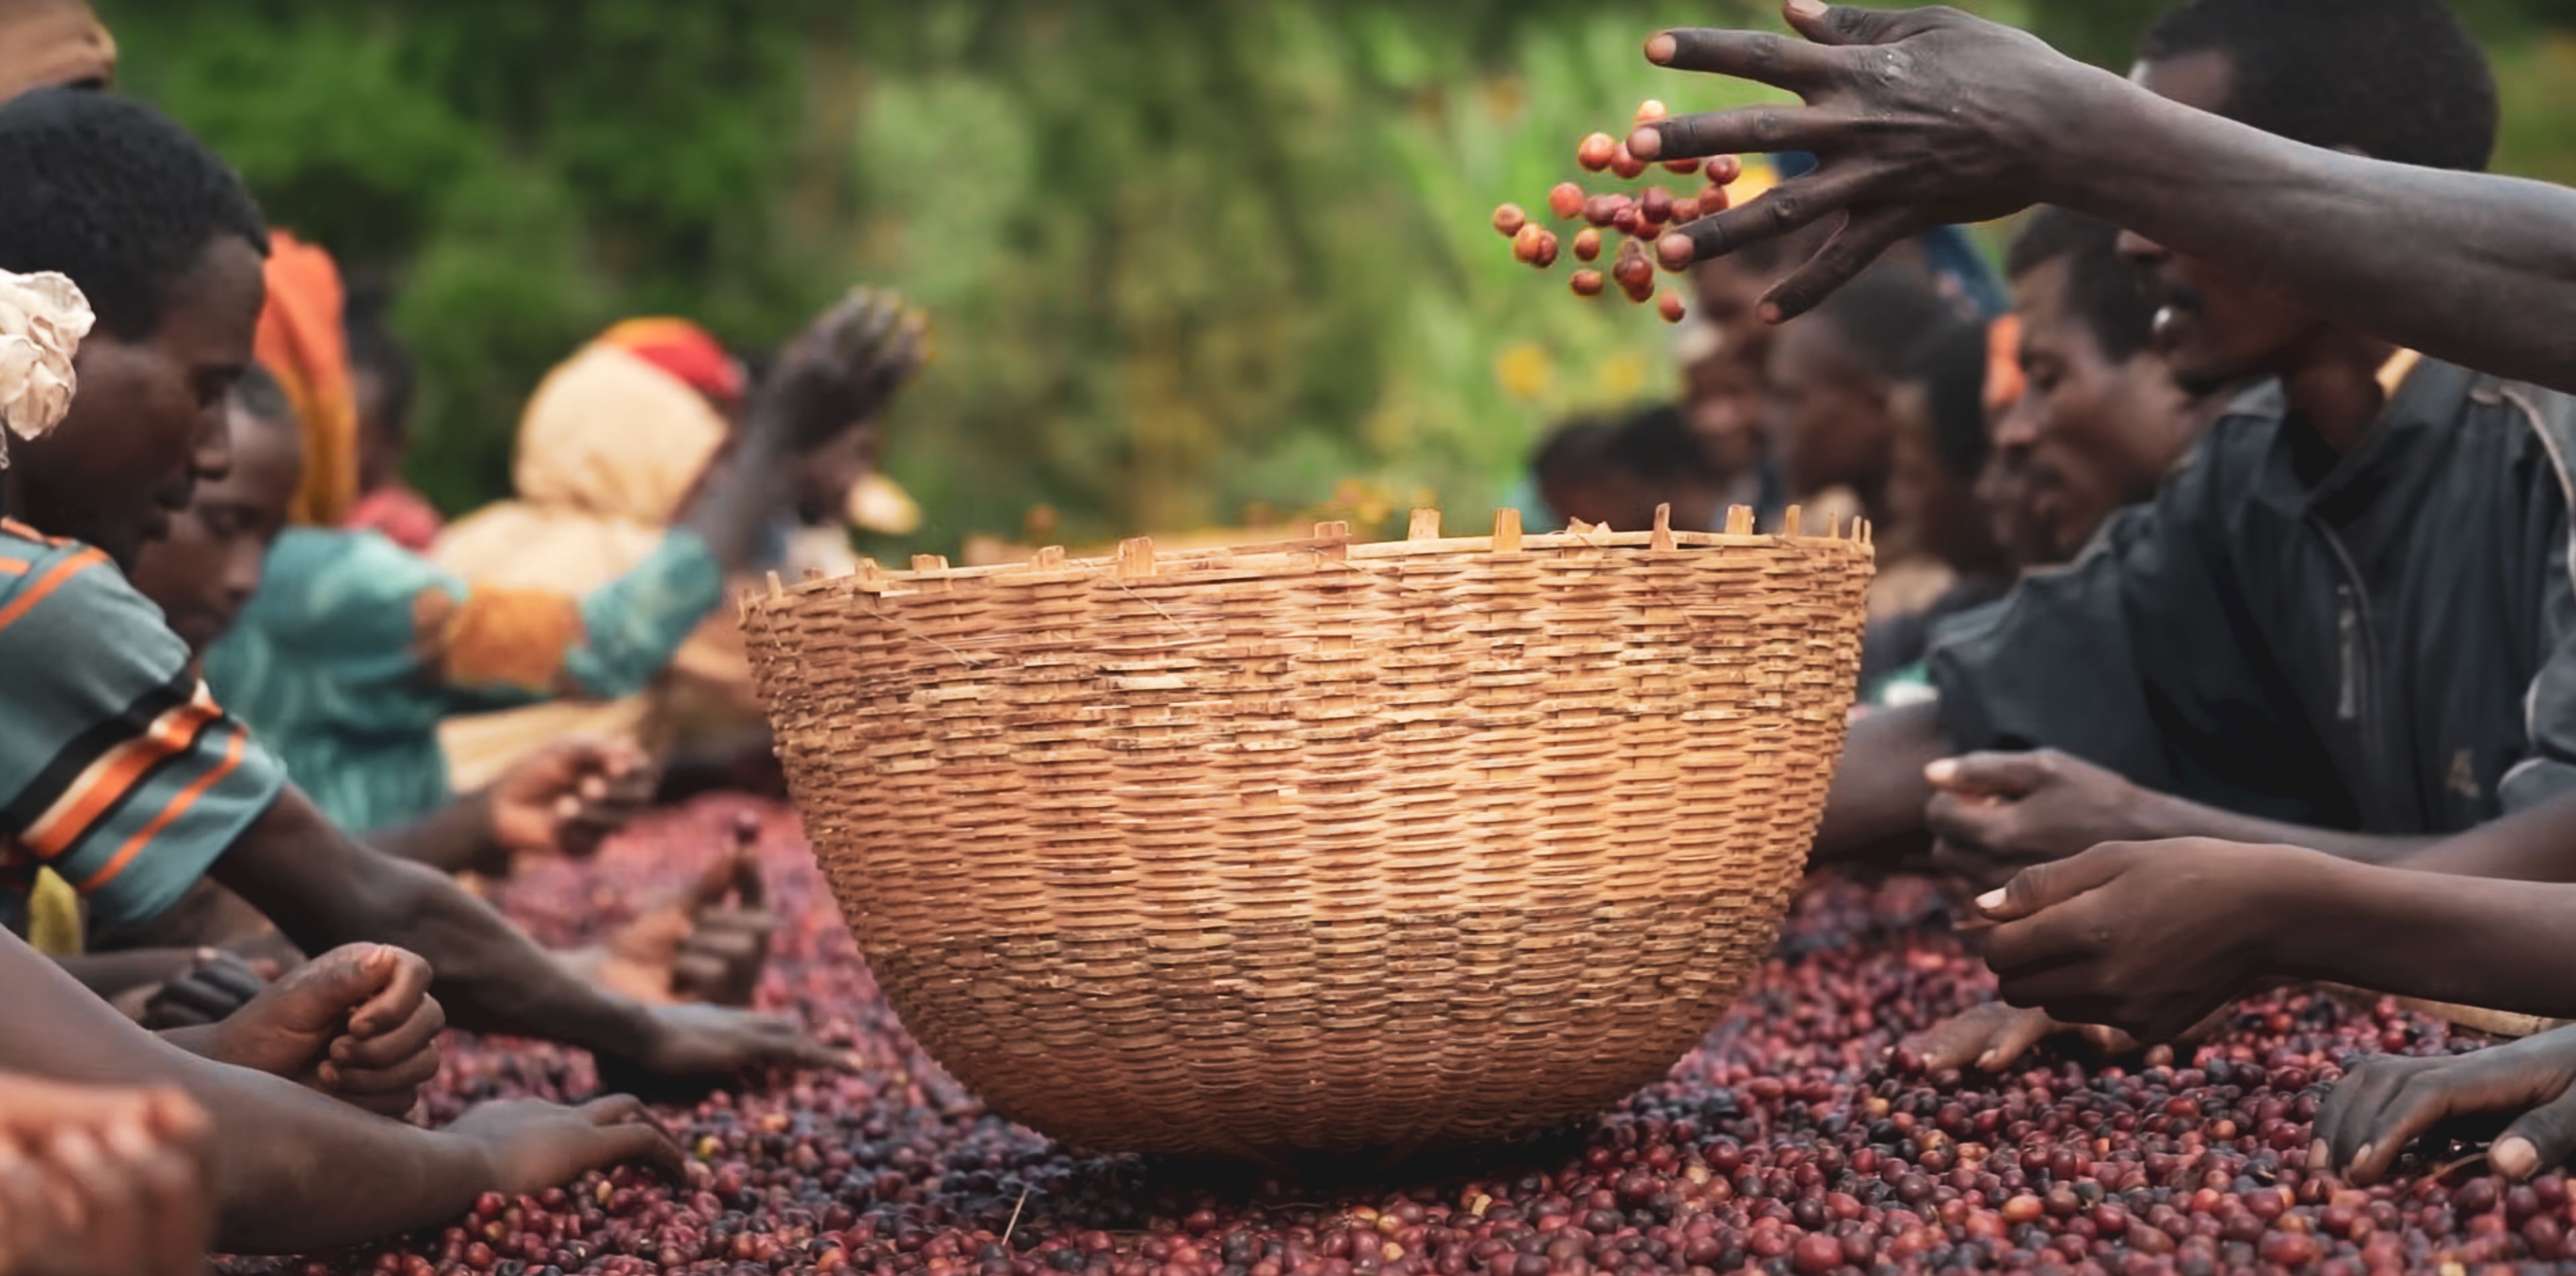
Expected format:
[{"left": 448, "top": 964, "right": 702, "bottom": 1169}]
[
  {"left": 0, "top": 87, "right": 268, "bottom": 341},
  {"left": 2140, "top": 0, "right": 2497, "bottom": 174}
]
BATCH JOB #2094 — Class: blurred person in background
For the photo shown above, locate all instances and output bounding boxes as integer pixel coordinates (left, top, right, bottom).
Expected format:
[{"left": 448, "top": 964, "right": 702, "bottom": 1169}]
[
  {"left": 338, "top": 284, "right": 439, "bottom": 552},
  {"left": 199, "top": 240, "right": 925, "bottom": 836},
  {"left": 0, "top": 0, "right": 111, "bottom": 101},
  {"left": 1531, "top": 406, "right": 1726, "bottom": 535},
  {"left": 1675, "top": 321, "right": 1783, "bottom": 529},
  {"left": 1861, "top": 321, "right": 2010, "bottom": 706},
  {"left": 1764, "top": 260, "right": 1966, "bottom": 617},
  {"left": 433, "top": 315, "right": 917, "bottom": 803},
  {"left": 2001, "top": 207, "right": 2209, "bottom": 564}
]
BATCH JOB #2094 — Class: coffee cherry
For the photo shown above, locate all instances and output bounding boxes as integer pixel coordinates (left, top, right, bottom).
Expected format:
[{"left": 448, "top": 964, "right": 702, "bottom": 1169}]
[
  {"left": 1572, "top": 228, "right": 1603, "bottom": 262},
  {"left": 1491, "top": 204, "right": 1527, "bottom": 238},
  {"left": 1511, "top": 223, "right": 1546, "bottom": 265},
  {"left": 1570, "top": 271, "right": 1606, "bottom": 298},
  {"left": 1546, "top": 182, "right": 1586, "bottom": 221},
  {"left": 1658, "top": 292, "right": 1687, "bottom": 323},
  {"left": 1610, "top": 144, "right": 1649, "bottom": 180},
  {"left": 1576, "top": 132, "right": 1618, "bottom": 172}
]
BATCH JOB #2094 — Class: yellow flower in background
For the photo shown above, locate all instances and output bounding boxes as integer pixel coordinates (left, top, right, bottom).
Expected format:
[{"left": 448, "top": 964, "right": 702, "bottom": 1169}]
[
  {"left": 1597, "top": 351, "right": 1649, "bottom": 402},
  {"left": 1725, "top": 156, "right": 1780, "bottom": 207},
  {"left": 1495, "top": 342, "right": 1553, "bottom": 402},
  {"left": 1480, "top": 76, "right": 1524, "bottom": 124}
]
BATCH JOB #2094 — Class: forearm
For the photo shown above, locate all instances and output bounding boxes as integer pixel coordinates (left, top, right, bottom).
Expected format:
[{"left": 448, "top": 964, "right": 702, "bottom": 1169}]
[
  {"left": 676, "top": 431, "right": 796, "bottom": 574},
  {"left": 52, "top": 949, "right": 203, "bottom": 1000},
  {"left": 219, "top": 794, "right": 655, "bottom": 1063},
  {"left": 1, "top": 939, "right": 492, "bottom": 1253},
  {"left": 2392, "top": 794, "right": 2576, "bottom": 882},
  {"left": 2049, "top": 76, "right": 2576, "bottom": 394},
  {"left": 1812, "top": 702, "right": 1946, "bottom": 865},
  {"left": 2125, "top": 791, "right": 2438, "bottom": 866},
  {"left": 369, "top": 790, "right": 506, "bottom": 876},
  {"left": 2269, "top": 857, "right": 2576, "bottom": 1018}
]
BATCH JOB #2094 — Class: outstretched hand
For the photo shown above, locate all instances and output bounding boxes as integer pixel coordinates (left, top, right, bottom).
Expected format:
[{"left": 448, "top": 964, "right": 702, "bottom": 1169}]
[
  {"left": 756, "top": 287, "right": 930, "bottom": 452},
  {"left": 581, "top": 820, "right": 775, "bottom": 1008},
  {"left": 1628, "top": 1, "right": 2108, "bottom": 319},
  {"left": 1923, "top": 750, "right": 2173, "bottom": 889},
  {"left": 1976, "top": 839, "right": 2304, "bottom": 1044},
  {"left": 444, "top": 1096, "right": 685, "bottom": 1195},
  {"left": 488, "top": 737, "right": 657, "bottom": 863},
  {"left": 2314, "top": 1026, "right": 2576, "bottom": 1185}
]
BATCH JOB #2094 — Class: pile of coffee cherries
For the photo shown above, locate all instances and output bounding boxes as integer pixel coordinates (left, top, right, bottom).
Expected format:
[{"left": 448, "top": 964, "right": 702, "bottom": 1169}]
[
  {"left": 222, "top": 802, "right": 2563, "bottom": 1276},
  {"left": 1492, "top": 103, "right": 1732, "bottom": 324}
]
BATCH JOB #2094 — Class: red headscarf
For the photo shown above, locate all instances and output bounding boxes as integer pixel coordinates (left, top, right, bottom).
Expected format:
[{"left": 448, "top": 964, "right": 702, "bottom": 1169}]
[{"left": 596, "top": 317, "right": 745, "bottom": 412}]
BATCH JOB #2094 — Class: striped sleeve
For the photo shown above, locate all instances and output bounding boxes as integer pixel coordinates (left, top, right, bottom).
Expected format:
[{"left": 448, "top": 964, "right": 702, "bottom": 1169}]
[{"left": 0, "top": 536, "right": 286, "bottom": 928}]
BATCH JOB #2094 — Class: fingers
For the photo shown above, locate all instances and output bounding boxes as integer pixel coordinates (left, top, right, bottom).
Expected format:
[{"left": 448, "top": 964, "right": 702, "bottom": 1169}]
[
  {"left": 1652, "top": 169, "right": 1873, "bottom": 273},
  {"left": 1633, "top": 105, "right": 1854, "bottom": 166},
  {"left": 1924, "top": 792, "right": 2015, "bottom": 865},
  {"left": 192, "top": 957, "right": 268, "bottom": 1005},
  {"left": 2341, "top": 1071, "right": 2473, "bottom": 1185},
  {"left": 2312, "top": 1059, "right": 2418, "bottom": 1182},
  {"left": 102, "top": 1114, "right": 211, "bottom": 1276},
  {"left": 46, "top": 1127, "right": 146, "bottom": 1276},
  {"left": 1981, "top": 844, "right": 2136, "bottom": 925},
  {"left": 1761, "top": 205, "right": 1919, "bottom": 322},
  {"left": 688, "top": 847, "right": 751, "bottom": 911},
  {"left": 1640, "top": 28, "right": 1839, "bottom": 92},
  {"left": 1902, "top": 1004, "right": 2057, "bottom": 1074},
  {"left": 332, "top": 995, "right": 447, "bottom": 1073},
  {"left": 2492, "top": 1085, "right": 2576, "bottom": 1181},
  {"left": 347, "top": 947, "right": 435, "bottom": 1039},
  {"left": 325, "top": 1048, "right": 444, "bottom": 1116},
  {"left": 1926, "top": 751, "right": 2059, "bottom": 798},
  {"left": 1781, "top": 1, "right": 1934, "bottom": 48},
  {"left": 146, "top": 979, "right": 247, "bottom": 1027}
]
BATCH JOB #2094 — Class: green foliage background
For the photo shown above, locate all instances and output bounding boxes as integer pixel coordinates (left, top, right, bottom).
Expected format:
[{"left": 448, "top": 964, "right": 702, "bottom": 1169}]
[{"left": 95, "top": 0, "right": 2576, "bottom": 553}]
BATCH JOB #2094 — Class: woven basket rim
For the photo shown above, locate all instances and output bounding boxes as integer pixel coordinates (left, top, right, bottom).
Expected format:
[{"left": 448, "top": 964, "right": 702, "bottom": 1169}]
[{"left": 746, "top": 502, "right": 1873, "bottom": 615}]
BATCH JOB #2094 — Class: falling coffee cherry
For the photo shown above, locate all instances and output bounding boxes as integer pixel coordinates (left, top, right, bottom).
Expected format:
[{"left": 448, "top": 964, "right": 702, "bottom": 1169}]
[
  {"left": 1634, "top": 99, "right": 1669, "bottom": 125},
  {"left": 1671, "top": 196, "right": 1703, "bottom": 224},
  {"left": 1512, "top": 223, "right": 1548, "bottom": 265},
  {"left": 1583, "top": 195, "right": 1627, "bottom": 227},
  {"left": 1572, "top": 228, "right": 1603, "bottom": 262},
  {"left": 1612, "top": 207, "right": 1644, "bottom": 237},
  {"left": 1664, "top": 156, "right": 1704, "bottom": 177},
  {"left": 1547, "top": 182, "right": 1587, "bottom": 221},
  {"left": 1491, "top": 203, "right": 1528, "bottom": 238},
  {"left": 1610, "top": 144, "right": 1649, "bottom": 180},
  {"left": 1640, "top": 187, "right": 1674, "bottom": 225},
  {"left": 1570, "top": 271, "right": 1606, "bottom": 298},
  {"left": 1658, "top": 291, "right": 1687, "bottom": 323},
  {"left": 1532, "top": 231, "right": 1560, "bottom": 268},
  {"left": 1576, "top": 133, "right": 1618, "bottom": 172}
]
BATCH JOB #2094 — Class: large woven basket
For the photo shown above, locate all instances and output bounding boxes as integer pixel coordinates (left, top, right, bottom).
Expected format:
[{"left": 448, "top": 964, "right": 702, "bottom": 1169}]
[{"left": 741, "top": 507, "right": 1874, "bottom": 1159}]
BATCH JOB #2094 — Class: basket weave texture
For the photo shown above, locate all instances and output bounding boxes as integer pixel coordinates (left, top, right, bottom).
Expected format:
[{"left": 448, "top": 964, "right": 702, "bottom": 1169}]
[{"left": 741, "top": 510, "right": 1875, "bottom": 1158}]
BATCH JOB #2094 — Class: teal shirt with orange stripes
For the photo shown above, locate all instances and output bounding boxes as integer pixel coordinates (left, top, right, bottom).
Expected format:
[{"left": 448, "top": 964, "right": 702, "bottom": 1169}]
[{"left": 0, "top": 522, "right": 286, "bottom": 933}]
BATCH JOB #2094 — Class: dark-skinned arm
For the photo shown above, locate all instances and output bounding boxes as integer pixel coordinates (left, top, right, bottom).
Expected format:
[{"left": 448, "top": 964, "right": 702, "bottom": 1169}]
[
  {"left": 1628, "top": 3, "right": 2576, "bottom": 395},
  {"left": 1810, "top": 700, "right": 1945, "bottom": 867},
  {"left": 1976, "top": 840, "right": 2576, "bottom": 1045},
  {"left": 0, "top": 926, "right": 674, "bottom": 1255},
  {"left": 1923, "top": 750, "right": 2436, "bottom": 889},
  {"left": 368, "top": 790, "right": 506, "bottom": 876},
  {"left": 209, "top": 788, "right": 848, "bottom": 1082}
]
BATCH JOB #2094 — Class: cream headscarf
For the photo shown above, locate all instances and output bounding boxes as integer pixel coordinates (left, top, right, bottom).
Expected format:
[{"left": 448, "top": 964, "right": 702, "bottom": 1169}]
[
  {"left": 432, "top": 340, "right": 736, "bottom": 790},
  {"left": 0, "top": 268, "right": 93, "bottom": 466},
  {"left": 434, "top": 341, "right": 731, "bottom": 592}
]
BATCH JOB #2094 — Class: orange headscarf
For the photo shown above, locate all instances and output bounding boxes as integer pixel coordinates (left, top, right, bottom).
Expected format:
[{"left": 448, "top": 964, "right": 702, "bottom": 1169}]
[
  {"left": 253, "top": 229, "right": 360, "bottom": 527},
  {"left": 1984, "top": 313, "right": 2027, "bottom": 419}
]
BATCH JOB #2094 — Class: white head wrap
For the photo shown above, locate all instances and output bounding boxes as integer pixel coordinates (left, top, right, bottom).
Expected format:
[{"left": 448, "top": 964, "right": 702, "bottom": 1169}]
[{"left": 0, "top": 270, "right": 95, "bottom": 466}]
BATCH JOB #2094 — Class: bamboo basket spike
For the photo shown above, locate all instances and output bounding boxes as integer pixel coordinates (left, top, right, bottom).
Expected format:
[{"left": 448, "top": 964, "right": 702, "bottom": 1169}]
[{"left": 741, "top": 507, "right": 1875, "bottom": 1159}]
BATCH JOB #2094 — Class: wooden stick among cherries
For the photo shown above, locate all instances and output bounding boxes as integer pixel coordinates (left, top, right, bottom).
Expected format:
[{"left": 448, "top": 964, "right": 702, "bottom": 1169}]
[{"left": 1492, "top": 101, "right": 1743, "bottom": 324}]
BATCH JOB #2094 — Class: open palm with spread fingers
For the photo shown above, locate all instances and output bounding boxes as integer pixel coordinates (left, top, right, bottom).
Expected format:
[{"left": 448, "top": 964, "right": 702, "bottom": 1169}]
[{"left": 1628, "top": 2, "right": 2106, "bottom": 320}]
